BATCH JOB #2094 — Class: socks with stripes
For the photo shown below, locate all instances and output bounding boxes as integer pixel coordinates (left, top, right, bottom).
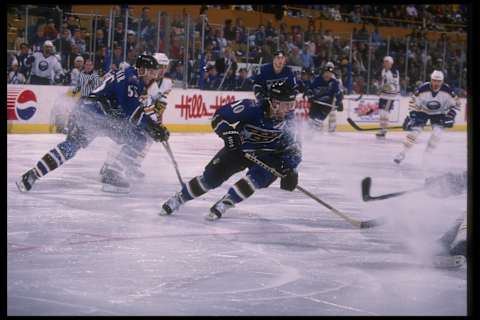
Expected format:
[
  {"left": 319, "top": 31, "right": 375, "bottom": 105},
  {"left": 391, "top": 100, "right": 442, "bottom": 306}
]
[{"left": 33, "top": 141, "right": 79, "bottom": 178}]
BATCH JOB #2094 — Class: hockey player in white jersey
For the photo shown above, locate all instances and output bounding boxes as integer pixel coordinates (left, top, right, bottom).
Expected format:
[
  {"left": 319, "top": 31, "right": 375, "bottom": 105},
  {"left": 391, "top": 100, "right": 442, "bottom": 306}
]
[
  {"left": 394, "top": 70, "right": 460, "bottom": 164},
  {"left": 25, "top": 40, "right": 64, "bottom": 85},
  {"left": 376, "top": 56, "right": 400, "bottom": 139},
  {"left": 100, "top": 52, "right": 173, "bottom": 193}
]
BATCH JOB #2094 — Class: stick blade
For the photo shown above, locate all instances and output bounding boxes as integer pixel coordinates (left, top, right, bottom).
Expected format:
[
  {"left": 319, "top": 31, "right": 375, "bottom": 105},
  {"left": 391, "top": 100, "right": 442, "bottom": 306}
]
[
  {"left": 360, "top": 216, "right": 387, "bottom": 228},
  {"left": 361, "top": 177, "right": 372, "bottom": 201}
]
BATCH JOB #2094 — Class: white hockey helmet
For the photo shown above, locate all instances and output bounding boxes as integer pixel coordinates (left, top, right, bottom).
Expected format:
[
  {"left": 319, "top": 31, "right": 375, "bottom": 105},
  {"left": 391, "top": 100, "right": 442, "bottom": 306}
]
[
  {"left": 325, "top": 61, "right": 334, "bottom": 68},
  {"left": 430, "top": 70, "right": 444, "bottom": 81},
  {"left": 383, "top": 56, "right": 394, "bottom": 64},
  {"left": 119, "top": 61, "right": 130, "bottom": 71},
  {"left": 43, "top": 40, "right": 54, "bottom": 48},
  {"left": 153, "top": 52, "right": 170, "bottom": 68}
]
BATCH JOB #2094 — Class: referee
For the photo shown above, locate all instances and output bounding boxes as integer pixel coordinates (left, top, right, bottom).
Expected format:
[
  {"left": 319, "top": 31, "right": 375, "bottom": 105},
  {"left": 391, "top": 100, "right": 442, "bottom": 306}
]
[{"left": 72, "top": 58, "right": 102, "bottom": 98}]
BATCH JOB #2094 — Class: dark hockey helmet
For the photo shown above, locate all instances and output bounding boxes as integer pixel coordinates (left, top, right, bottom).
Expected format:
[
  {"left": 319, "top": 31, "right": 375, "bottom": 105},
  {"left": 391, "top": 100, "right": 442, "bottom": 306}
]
[
  {"left": 267, "top": 81, "right": 297, "bottom": 120},
  {"left": 135, "top": 54, "right": 160, "bottom": 70},
  {"left": 269, "top": 81, "right": 297, "bottom": 101}
]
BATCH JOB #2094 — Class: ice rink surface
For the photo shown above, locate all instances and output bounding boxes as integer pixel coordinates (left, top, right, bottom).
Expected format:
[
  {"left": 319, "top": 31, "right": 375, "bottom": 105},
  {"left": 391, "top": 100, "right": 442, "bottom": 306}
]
[{"left": 7, "top": 128, "right": 467, "bottom": 315}]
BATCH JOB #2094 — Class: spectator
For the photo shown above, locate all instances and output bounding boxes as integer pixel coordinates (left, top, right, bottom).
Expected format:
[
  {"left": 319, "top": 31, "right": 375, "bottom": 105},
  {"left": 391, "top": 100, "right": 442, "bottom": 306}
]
[
  {"left": 113, "top": 21, "right": 124, "bottom": 44},
  {"left": 94, "top": 45, "right": 108, "bottom": 76},
  {"left": 72, "top": 28, "right": 87, "bottom": 54},
  {"left": 235, "top": 67, "right": 254, "bottom": 91},
  {"left": 300, "top": 43, "right": 315, "bottom": 69},
  {"left": 223, "top": 19, "right": 236, "bottom": 42},
  {"left": 254, "top": 24, "right": 266, "bottom": 47},
  {"left": 94, "top": 29, "right": 107, "bottom": 49},
  {"left": 65, "top": 15, "right": 80, "bottom": 34},
  {"left": 288, "top": 46, "right": 303, "bottom": 67},
  {"left": 219, "top": 66, "right": 236, "bottom": 90},
  {"left": 70, "top": 55, "right": 84, "bottom": 87},
  {"left": 44, "top": 18, "right": 58, "bottom": 40},
  {"left": 31, "top": 24, "right": 48, "bottom": 52},
  {"left": 8, "top": 58, "right": 27, "bottom": 84},
  {"left": 111, "top": 46, "right": 124, "bottom": 68},
  {"left": 15, "top": 43, "right": 31, "bottom": 79},
  {"left": 203, "top": 64, "right": 220, "bottom": 90}
]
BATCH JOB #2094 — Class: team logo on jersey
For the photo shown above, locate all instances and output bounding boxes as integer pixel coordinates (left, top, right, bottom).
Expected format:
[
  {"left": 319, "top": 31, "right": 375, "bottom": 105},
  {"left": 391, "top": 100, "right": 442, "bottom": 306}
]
[
  {"left": 242, "top": 124, "right": 283, "bottom": 144},
  {"left": 38, "top": 60, "right": 49, "bottom": 72},
  {"left": 426, "top": 100, "right": 441, "bottom": 110},
  {"left": 7, "top": 88, "right": 38, "bottom": 121}
]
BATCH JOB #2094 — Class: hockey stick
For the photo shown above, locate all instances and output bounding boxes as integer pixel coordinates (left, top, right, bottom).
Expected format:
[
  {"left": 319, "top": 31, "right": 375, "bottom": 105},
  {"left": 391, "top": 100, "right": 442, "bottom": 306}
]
[
  {"left": 344, "top": 94, "right": 363, "bottom": 101},
  {"left": 361, "top": 177, "right": 423, "bottom": 202},
  {"left": 244, "top": 153, "right": 384, "bottom": 228},
  {"left": 161, "top": 140, "right": 185, "bottom": 187},
  {"left": 347, "top": 117, "right": 403, "bottom": 131}
]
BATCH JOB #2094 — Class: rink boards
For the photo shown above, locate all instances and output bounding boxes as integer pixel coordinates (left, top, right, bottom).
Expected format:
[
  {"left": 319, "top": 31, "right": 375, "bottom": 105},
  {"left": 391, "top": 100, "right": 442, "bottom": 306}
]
[{"left": 7, "top": 84, "right": 467, "bottom": 133}]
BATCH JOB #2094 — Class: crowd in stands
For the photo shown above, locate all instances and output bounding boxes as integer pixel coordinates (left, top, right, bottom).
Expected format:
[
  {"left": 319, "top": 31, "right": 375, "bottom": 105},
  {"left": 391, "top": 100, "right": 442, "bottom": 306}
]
[{"left": 7, "top": 4, "right": 467, "bottom": 96}]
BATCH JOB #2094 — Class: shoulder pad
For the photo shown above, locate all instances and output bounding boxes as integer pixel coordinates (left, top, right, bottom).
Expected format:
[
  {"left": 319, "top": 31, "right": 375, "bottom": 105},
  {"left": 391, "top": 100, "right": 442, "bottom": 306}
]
[
  {"left": 415, "top": 82, "right": 431, "bottom": 95},
  {"left": 440, "top": 83, "right": 456, "bottom": 97}
]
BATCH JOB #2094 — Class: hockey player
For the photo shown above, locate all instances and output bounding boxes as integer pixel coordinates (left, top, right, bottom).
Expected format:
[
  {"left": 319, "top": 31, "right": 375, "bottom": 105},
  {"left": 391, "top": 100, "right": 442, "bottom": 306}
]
[
  {"left": 424, "top": 171, "right": 467, "bottom": 258},
  {"left": 99, "top": 52, "right": 173, "bottom": 192},
  {"left": 25, "top": 40, "right": 64, "bottom": 85},
  {"left": 324, "top": 61, "right": 344, "bottom": 132},
  {"left": 394, "top": 70, "right": 460, "bottom": 164},
  {"left": 375, "top": 56, "right": 400, "bottom": 138},
  {"left": 252, "top": 50, "right": 298, "bottom": 103},
  {"left": 305, "top": 64, "right": 343, "bottom": 132},
  {"left": 159, "top": 81, "right": 301, "bottom": 221},
  {"left": 16, "top": 54, "right": 170, "bottom": 192}
]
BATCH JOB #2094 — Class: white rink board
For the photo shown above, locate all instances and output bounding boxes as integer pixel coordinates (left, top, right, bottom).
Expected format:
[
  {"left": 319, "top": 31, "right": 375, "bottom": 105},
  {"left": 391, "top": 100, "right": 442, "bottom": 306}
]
[{"left": 7, "top": 130, "right": 467, "bottom": 315}]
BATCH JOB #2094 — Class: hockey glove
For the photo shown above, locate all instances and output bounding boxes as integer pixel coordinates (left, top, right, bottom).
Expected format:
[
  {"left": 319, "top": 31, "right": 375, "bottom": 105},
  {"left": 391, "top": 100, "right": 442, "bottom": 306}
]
[
  {"left": 280, "top": 169, "right": 298, "bottom": 191},
  {"left": 145, "top": 118, "right": 170, "bottom": 142},
  {"left": 336, "top": 101, "right": 344, "bottom": 112},
  {"left": 402, "top": 111, "right": 417, "bottom": 131},
  {"left": 221, "top": 130, "right": 242, "bottom": 153},
  {"left": 443, "top": 109, "right": 456, "bottom": 128}
]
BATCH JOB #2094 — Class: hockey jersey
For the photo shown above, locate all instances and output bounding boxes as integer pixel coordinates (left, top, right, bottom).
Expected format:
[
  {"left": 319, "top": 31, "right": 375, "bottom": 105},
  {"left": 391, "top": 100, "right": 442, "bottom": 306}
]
[
  {"left": 89, "top": 66, "right": 146, "bottom": 121},
  {"left": 379, "top": 67, "right": 400, "bottom": 99},
  {"left": 27, "top": 52, "right": 63, "bottom": 82},
  {"left": 308, "top": 76, "right": 343, "bottom": 106},
  {"left": 409, "top": 82, "right": 460, "bottom": 115},
  {"left": 211, "top": 99, "right": 300, "bottom": 161},
  {"left": 253, "top": 63, "right": 298, "bottom": 101}
]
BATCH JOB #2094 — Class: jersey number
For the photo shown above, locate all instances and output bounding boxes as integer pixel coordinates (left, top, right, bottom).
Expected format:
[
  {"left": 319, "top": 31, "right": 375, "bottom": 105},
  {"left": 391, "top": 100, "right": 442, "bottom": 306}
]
[
  {"left": 231, "top": 101, "right": 245, "bottom": 114},
  {"left": 128, "top": 85, "right": 139, "bottom": 98}
]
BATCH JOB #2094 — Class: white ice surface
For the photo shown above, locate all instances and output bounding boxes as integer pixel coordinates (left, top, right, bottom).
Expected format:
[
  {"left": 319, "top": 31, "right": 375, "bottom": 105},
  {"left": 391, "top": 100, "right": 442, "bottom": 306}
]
[{"left": 7, "top": 129, "right": 467, "bottom": 315}]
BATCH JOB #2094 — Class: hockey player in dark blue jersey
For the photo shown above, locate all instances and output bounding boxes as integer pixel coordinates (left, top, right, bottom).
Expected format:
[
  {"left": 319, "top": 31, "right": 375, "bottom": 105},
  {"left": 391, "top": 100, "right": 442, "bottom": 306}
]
[
  {"left": 159, "top": 81, "right": 301, "bottom": 221},
  {"left": 16, "top": 55, "right": 170, "bottom": 192},
  {"left": 252, "top": 50, "right": 298, "bottom": 103},
  {"left": 305, "top": 65, "right": 343, "bottom": 132}
]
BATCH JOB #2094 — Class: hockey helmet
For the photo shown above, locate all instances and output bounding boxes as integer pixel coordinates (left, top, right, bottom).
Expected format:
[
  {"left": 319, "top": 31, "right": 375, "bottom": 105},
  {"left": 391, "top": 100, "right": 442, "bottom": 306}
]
[
  {"left": 153, "top": 52, "right": 170, "bottom": 68},
  {"left": 268, "top": 81, "right": 297, "bottom": 120},
  {"left": 135, "top": 54, "right": 160, "bottom": 70},
  {"left": 269, "top": 81, "right": 297, "bottom": 101}
]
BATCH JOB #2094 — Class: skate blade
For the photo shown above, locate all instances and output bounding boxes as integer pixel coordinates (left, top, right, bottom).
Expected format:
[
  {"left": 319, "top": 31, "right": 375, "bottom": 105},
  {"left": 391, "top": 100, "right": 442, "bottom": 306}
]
[
  {"left": 101, "top": 184, "right": 130, "bottom": 194},
  {"left": 205, "top": 211, "right": 221, "bottom": 221},
  {"left": 16, "top": 181, "right": 28, "bottom": 192},
  {"left": 433, "top": 255, "right": 466, "bottom": 269}
]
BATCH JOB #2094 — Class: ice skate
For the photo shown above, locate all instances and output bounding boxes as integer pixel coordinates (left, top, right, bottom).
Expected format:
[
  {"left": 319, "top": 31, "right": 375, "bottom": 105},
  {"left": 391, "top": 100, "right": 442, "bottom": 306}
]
[
  {"left": 101, "top": 168, "right": 130, "bottom": 193},
  {"left": 393, "top": 151, "right": 406, "bottom": 164},
  {"left": 376, "top": 129, "right": 387, "bottom": 139},
  {"left": 159, "top": 192, "right": 184, "bottom": 216},
  {"left": 125, "top": 165, "right": 146, "bottom": 181},
  {"left": 206, "top": 195, "right": 235, "bottom": 221},
  {"left": 16, "top": 169, "right": 39, "bottom": 192}
]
